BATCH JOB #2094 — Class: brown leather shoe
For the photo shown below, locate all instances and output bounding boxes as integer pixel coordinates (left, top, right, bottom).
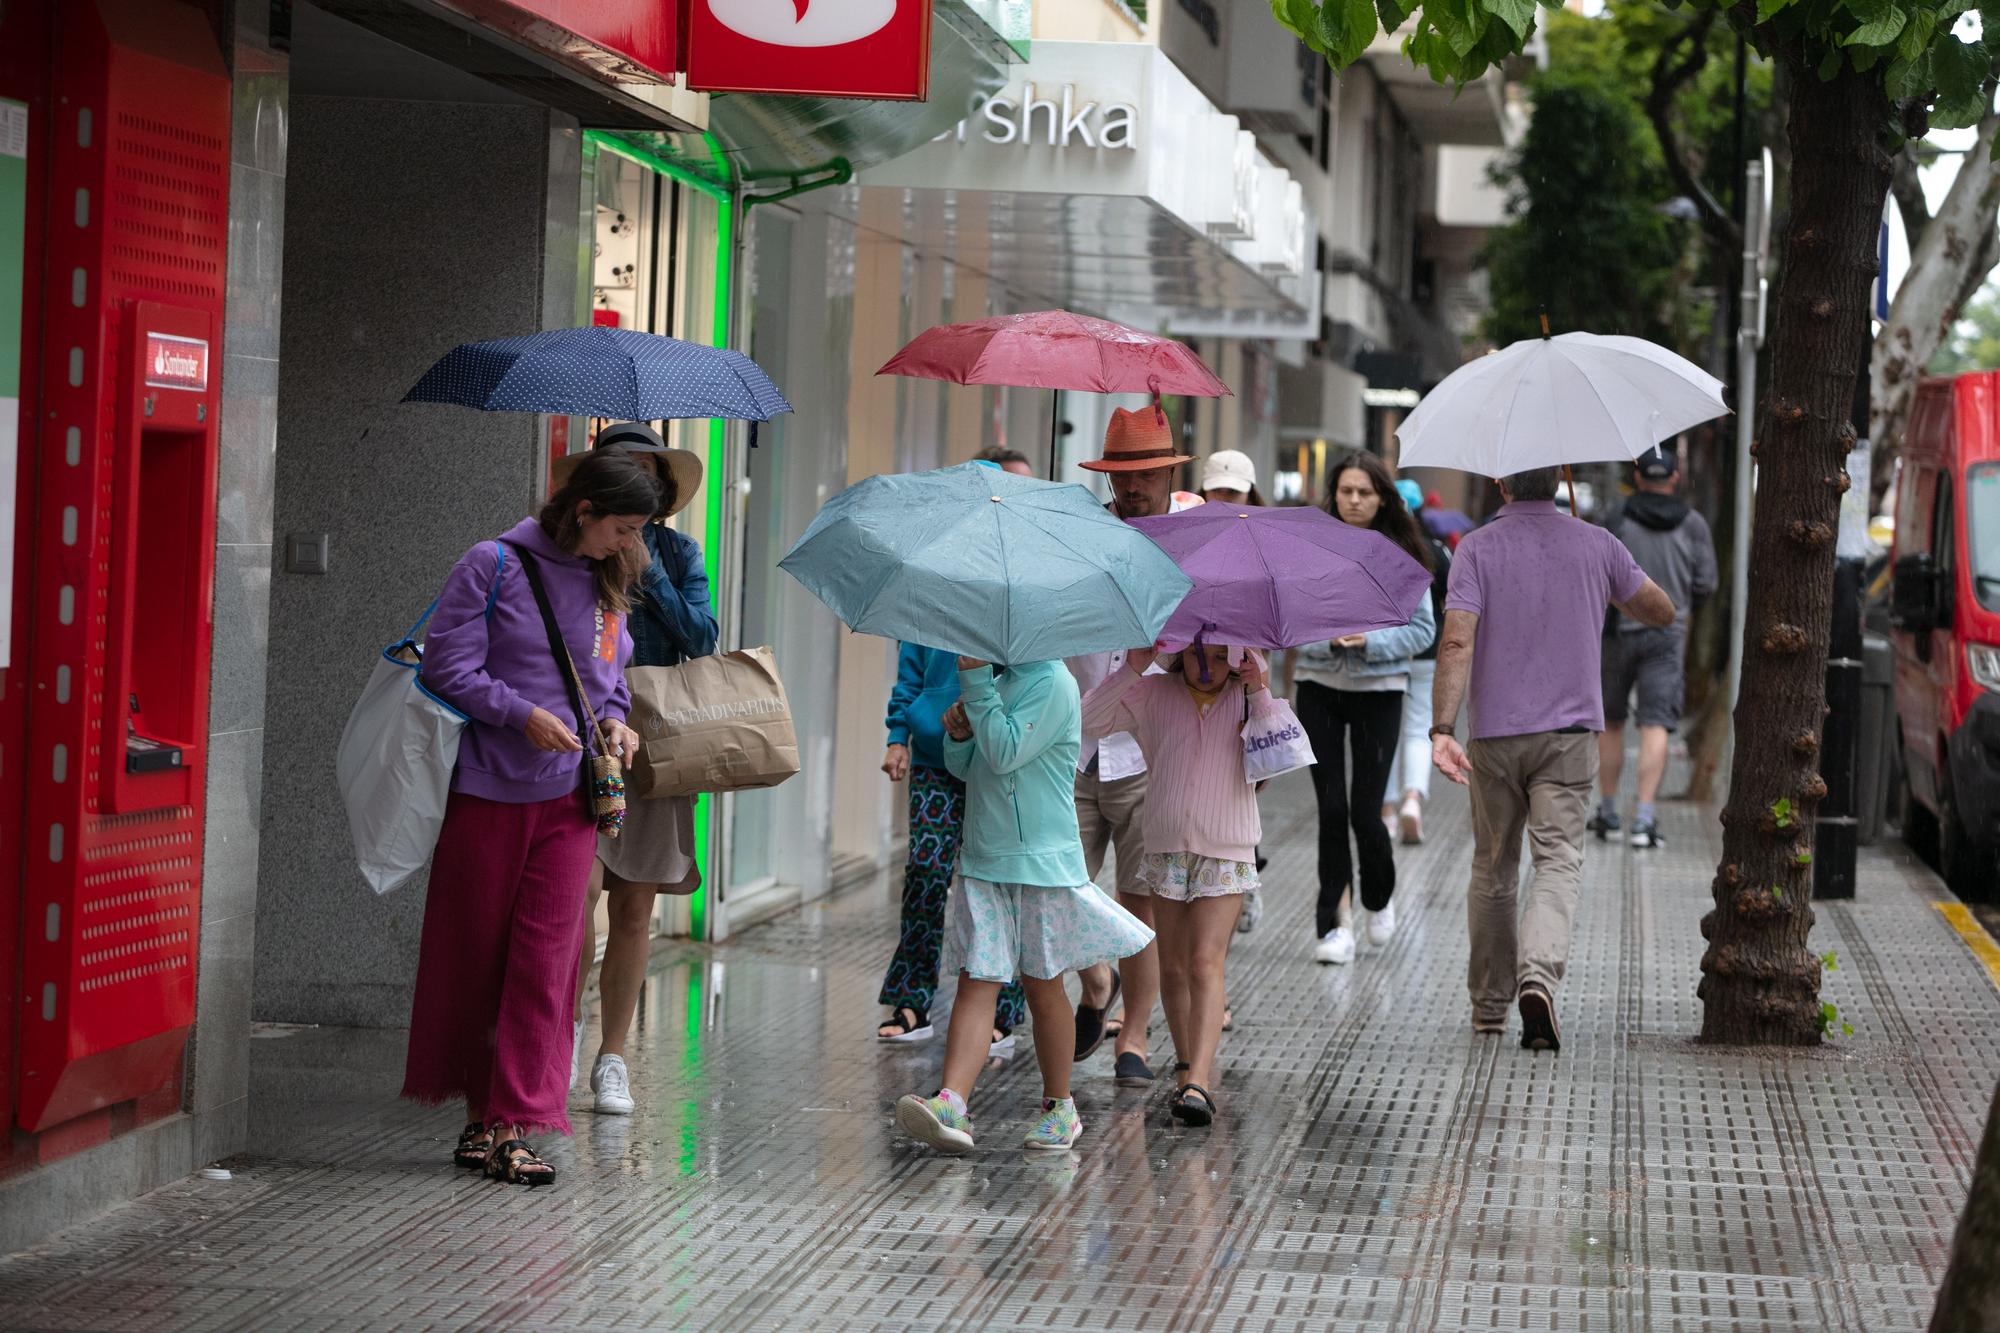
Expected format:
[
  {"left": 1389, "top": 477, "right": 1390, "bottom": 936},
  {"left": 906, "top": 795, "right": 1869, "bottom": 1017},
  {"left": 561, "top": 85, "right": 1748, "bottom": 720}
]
[{"left": 1518, "top": 984, "right": 1561, "bottom": 1052}]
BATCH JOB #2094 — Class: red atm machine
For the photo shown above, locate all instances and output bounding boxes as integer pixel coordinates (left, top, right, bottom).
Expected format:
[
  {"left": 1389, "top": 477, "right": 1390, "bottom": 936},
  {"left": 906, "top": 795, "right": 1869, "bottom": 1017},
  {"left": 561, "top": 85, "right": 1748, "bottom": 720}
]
[{"left": 0, "top": 0, "right": 229, "bottom": 1150}]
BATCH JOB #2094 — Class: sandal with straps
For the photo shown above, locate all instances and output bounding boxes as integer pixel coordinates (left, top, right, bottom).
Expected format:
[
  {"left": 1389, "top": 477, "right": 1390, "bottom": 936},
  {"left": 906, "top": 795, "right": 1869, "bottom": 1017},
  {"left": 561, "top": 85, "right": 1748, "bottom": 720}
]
[
  {"left": 453, "top": 1122, "right": 493, "bottom": 1170},
  {"left": 1170, "top": 1083, "right": 1217, "bottom": 1127},
  {"left": 877, "top": 1006, "right": 933, "bottom": 1042},
  {"left": 485, "top": 1138, "right": 557, "bottom": 1187}
]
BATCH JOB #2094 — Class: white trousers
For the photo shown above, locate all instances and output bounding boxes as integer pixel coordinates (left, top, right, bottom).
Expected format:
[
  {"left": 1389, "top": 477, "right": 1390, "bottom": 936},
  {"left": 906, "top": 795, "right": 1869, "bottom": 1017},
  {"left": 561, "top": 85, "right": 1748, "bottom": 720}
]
[{"left": 1385, "top": 658, "right": 1437, "bottom": 803}]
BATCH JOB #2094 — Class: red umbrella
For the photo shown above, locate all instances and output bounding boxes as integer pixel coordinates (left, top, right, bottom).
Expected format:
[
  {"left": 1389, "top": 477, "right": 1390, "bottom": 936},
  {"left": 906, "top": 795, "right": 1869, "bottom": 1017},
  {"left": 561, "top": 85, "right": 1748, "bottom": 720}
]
[{"left": 877, "top": 310, "right": 1230, "bottom": 476}]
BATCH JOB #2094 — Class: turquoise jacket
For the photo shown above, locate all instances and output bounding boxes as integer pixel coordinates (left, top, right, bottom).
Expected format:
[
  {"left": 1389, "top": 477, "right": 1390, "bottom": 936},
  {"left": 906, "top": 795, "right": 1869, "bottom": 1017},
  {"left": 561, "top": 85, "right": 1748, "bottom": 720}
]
[{"left": 942, "top": 661, "right": 1089, "bottom": 888}]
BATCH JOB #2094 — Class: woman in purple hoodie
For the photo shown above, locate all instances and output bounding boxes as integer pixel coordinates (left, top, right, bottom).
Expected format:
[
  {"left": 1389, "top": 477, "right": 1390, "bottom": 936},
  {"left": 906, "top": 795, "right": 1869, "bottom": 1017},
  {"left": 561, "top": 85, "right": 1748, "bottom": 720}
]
[{"left": 403, "top": 451, "right": 659, "bottom": 1187}]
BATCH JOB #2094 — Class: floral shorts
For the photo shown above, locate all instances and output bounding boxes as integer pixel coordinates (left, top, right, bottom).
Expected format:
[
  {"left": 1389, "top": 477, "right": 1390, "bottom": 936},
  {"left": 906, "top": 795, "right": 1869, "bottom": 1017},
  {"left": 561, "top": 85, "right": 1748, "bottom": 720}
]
[{"left": 1133, "top": 851, "right": 1259, "bottom": 902}]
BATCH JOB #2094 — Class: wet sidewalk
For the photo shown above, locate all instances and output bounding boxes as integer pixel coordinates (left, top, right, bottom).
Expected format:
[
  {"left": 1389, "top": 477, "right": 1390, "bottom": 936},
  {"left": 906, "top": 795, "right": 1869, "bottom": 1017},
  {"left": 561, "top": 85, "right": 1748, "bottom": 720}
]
[{"left": 2, "top": 770, "right": 1995, "bottom": 1331}]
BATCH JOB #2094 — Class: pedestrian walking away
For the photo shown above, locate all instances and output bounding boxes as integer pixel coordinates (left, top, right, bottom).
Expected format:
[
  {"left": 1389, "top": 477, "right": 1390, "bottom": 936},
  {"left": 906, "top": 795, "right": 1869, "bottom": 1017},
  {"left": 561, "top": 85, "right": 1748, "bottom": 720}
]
[
  {"left": 1593, "top": 445, "right": 1717, "bottom": 850},
  {"left": 1291, "top": 453, "right": 1435, "bottom": 965},
  {"left": 876, "top": 636, "right": 1027, "bottom": 1053},
  {"left": 563, "top": 424, "right": 718, "bottom": 1117},
  {"left": 1383, "top": 477, "right": 1452, "bottom": 847},
  {"left": 1429, "top": 466, "right": 1674, "bottom": 1051},
  {"left": 1082, "top": 642, "right": 1273, "bottom": 1127},
  {"left": 894, "top": 659, "right": 1153, "bottom": 1155},
  {"left": 1067, "top": 407, "right": 1201, "bottom": 1086},
  {"left": 404, "top": 450, "right": 658, "bottom": 1186}
]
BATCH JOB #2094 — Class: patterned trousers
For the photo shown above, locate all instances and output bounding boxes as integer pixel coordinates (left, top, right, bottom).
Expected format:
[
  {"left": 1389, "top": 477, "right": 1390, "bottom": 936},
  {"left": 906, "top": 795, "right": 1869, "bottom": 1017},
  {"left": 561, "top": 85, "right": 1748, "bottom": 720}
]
[{"left": 877, "top": 765, "right": 1027, "bottom": 1030}]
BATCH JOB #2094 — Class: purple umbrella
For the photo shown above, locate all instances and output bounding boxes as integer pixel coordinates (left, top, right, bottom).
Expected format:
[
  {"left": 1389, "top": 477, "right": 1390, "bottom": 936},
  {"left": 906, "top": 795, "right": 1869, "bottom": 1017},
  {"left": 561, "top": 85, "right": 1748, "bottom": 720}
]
[
  {"left": 1129, "top": 506, "right": 1432, "bottom": 652},
  {"left": 1421, "top": 506, "right": 1475, "bottom": 540}
]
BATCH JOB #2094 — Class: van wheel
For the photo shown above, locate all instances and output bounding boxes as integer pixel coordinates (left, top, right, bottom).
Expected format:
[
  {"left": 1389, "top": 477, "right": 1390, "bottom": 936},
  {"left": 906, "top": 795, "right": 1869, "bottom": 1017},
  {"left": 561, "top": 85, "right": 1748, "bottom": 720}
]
[{"left": 1938, "top": 761, "right": 1998, "bottom": 904}]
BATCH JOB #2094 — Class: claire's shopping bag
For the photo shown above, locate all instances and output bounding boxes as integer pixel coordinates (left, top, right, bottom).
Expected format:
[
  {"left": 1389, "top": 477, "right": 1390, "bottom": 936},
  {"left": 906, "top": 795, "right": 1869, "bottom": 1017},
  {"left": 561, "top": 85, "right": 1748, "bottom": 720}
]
[
  {"left": 335, "top": 546, "right": 504, "bottom": 893},
  {"left": 1241, "top": 697, "right": 1316, "bottom": 784},
  {"left": 625, "top": 646, "right": 800, "bottom": 798}
]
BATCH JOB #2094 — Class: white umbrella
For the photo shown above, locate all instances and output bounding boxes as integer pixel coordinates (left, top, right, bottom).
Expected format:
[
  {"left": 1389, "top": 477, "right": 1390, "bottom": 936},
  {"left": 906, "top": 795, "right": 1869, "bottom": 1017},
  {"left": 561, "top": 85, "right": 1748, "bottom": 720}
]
[{"left": 1395, "top": 332, "right": 1728, "bottom": 476}]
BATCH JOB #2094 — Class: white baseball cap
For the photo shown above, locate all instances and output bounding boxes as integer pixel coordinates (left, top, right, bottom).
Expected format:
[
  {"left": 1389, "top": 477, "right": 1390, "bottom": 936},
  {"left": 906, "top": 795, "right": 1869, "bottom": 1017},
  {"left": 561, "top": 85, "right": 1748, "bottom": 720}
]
[{"left": 1201, "top": 450, "right": 1257, "bottom": 494}]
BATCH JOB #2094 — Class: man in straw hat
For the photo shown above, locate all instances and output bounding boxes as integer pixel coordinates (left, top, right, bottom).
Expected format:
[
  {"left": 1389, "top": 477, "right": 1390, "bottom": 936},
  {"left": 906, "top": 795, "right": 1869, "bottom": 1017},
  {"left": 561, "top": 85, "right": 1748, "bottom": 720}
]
[
  {"left": 1066, "top": 406, "right": 1198, "bottom": 1089},
  {"left": 562, "top": 422, "right": 719, "bottom": 1117}
]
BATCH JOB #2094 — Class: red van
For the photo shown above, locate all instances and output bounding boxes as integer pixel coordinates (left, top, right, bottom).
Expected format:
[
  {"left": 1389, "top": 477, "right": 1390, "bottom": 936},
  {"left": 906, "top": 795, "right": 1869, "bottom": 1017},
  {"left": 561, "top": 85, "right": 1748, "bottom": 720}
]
[{"left": 1890, "top": 371, "right": 2000, "bottom": 898}]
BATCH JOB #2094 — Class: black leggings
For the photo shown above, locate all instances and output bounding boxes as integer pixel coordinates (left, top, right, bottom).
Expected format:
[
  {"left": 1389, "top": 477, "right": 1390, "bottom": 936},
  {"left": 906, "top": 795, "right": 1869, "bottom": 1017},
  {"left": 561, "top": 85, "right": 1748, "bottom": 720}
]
[{"left": 1295, "top": 681, "right": 1404, "bottom": 933}]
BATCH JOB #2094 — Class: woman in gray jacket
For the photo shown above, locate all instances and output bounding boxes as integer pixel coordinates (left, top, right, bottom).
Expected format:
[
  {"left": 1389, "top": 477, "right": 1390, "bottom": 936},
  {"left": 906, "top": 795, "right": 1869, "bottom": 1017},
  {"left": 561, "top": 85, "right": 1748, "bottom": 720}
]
[{"left": 1293, "top": 453, "right": 1436, "bottom": 966}]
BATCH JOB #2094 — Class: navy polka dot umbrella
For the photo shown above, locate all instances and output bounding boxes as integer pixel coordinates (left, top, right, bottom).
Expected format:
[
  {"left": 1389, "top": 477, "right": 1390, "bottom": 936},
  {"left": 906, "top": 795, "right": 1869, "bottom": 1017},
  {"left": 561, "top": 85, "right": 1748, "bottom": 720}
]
[{"left": 402, "top": 326, "right": 791, "bottom": 424}]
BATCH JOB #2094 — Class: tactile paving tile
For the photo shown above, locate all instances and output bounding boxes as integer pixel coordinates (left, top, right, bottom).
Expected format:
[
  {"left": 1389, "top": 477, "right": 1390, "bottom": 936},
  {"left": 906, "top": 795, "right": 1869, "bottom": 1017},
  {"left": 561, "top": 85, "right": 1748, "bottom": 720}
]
[{"left": 0, "top": 764, "right": 1994, "bottom": 1332}]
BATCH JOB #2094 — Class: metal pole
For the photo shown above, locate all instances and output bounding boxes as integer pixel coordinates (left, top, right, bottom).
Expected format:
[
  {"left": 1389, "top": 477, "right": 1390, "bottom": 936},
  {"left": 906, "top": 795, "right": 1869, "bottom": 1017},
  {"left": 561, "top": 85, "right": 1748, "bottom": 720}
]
[
  {"left": 1047, "top": 388, "right": 1062, "bottom": 480},
  {"left": 1722, "top": 156, "right": 1766, "bottom": 732}
]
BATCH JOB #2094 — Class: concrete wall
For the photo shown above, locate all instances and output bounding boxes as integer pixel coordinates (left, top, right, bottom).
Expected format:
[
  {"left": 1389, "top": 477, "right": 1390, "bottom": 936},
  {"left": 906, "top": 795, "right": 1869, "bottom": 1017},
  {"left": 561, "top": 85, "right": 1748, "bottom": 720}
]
[{"left": 251, "top": 97, "right": 580, "bottom": 1026}]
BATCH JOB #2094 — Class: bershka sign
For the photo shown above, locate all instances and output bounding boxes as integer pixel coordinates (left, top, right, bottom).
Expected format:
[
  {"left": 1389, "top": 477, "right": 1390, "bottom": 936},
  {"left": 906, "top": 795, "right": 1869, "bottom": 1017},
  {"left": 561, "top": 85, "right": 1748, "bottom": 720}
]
[
  {"left": 144, "top": 333, "right": 208, "bottom": 392},
  {"left": 937, "top": 85, "right": 1138, "bottom": 150},
  {"left": 688, "top": 0, "right": 932, "bottom": 100}
]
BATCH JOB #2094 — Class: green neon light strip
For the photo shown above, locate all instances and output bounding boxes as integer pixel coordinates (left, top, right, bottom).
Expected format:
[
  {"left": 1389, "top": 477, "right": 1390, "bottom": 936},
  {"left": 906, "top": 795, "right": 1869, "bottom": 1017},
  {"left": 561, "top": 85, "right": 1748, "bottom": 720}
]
[{"left": 585, "top": 131, "right": 735, "bottom": 942}]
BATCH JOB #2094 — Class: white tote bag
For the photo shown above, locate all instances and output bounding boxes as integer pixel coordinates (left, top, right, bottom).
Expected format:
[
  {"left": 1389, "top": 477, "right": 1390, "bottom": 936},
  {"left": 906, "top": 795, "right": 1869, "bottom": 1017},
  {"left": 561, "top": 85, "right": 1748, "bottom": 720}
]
[
  {"left": 1241, "top": 698, "right": 1316, "bottom": 784},
  {"left": 336, "top": 605, "right": 467, "bottom": 894},
  {"left": 335, "top": 547, "right": 503, "bottom": 893}
]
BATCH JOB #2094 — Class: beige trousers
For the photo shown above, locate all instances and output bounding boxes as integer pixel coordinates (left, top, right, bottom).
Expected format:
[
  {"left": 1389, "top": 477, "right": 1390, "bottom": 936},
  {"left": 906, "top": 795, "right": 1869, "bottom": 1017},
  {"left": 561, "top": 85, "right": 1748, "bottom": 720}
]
[
  {"left": 1075, "top": 768, "right": 1149, "bottom": 897},
  {"left": 1465, "top": 730, "right": 1598, "bottom": 1021}
]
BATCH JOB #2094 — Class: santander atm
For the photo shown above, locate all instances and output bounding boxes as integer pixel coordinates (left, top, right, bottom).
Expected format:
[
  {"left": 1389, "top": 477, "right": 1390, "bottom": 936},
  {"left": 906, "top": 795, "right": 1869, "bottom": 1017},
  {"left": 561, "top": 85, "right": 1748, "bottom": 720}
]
[{"left": 0, "top": 0, "right": 228, "bottom": 1149}]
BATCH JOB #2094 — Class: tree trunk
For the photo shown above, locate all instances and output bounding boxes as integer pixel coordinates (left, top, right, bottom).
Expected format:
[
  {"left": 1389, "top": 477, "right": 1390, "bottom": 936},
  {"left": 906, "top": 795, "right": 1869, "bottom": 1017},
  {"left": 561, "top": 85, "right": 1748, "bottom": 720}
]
[
  {"left": 1930, "top": 1079, "right": 2000, "bottom": 1331},
  {"left": 1699, "top": 60, "right": 1891, "bottom": 1045},
  {"left": 1871, "top": 114, "right": 2000, "bottom": 506}
]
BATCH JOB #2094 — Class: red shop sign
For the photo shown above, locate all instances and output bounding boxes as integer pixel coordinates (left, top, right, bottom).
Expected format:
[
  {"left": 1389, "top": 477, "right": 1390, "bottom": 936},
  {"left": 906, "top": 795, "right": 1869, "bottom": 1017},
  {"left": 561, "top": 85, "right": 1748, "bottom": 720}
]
[
  {"left": 454, "top": 0, "right": 679, "bottom": 83},
  {"left": 688, "top": 0, "right": 932, "bottom": 101},
  {"left": 144, "top": 333, "right": 209, "bottom": 392}
]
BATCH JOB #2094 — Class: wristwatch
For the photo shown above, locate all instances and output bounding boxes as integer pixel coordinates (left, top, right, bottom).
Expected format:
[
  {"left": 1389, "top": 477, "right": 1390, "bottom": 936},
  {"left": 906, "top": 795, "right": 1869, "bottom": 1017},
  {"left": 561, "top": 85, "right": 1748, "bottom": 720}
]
[{"left": 1428, "top": 723, "right": 1456, "bottom": 739}]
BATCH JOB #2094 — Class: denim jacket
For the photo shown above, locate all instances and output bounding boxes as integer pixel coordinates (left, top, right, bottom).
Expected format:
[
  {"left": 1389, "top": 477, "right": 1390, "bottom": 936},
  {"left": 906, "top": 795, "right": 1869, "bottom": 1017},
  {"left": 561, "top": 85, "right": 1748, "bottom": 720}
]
[
  {"left": 1292, "top": 595, "right": 1436, "bottom": 685},
  {"left": 629, "top": 524, "right": 718, "bottom": 668}
]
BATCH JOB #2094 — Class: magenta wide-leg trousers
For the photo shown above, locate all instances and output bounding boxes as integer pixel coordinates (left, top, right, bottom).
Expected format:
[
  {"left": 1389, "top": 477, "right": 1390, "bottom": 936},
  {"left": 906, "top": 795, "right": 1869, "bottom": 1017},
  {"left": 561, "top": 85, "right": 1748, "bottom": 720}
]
[{"left": 401, "top": 789, "right": 596, "bottom": 1136}]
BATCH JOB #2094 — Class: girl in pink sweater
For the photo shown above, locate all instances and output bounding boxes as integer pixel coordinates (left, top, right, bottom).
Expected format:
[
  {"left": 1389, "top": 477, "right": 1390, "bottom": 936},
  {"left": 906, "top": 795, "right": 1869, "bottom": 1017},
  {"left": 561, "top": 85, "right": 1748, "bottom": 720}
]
[{"left": 1081, "top": 642, "right": 1272, "bottom": 1127}]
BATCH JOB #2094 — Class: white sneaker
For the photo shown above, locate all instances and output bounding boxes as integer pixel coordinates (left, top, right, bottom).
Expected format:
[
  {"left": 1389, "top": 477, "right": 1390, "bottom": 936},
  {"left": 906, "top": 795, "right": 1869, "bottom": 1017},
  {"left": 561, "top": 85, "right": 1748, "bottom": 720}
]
[
  {"left": 590, "top": 1053, "right": 634, "bottom": 1115},
  {"left": 1367, "top": 899, "right": 1398, "bottom": 947},
  {"left": 1398, "top": 793, "right": 1423, "bottom": 845},
  {"left": 1314, "top": 926, "right": 1356, "bottom": 965},
  {"left": 570, "top": 1018, "right": 586, "bottom": 1090}
]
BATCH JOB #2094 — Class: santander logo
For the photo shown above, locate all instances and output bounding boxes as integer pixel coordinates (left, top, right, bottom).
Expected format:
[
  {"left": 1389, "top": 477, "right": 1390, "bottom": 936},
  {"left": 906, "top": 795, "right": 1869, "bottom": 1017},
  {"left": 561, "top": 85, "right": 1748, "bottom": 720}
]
[{"left": 707, "top": 0, "right": 897, "bottom": 48}]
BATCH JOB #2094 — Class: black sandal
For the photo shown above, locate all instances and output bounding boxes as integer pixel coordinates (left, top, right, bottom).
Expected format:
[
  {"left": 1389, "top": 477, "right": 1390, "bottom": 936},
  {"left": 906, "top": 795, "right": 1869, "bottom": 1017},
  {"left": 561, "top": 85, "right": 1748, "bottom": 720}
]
[
  {"left": 1170, "top": 1084, "right": 1216, "bottom": 1127},
  {"left": 485, "top": 1138, "right": 557, "bottom": 1187},
  {"left": 453, "top": 1121, "right": 493, "bottom": 1170},
  {"left": 877, "top": 1006, "right": 933, "bottom": 1042},
  {"left": 1073, "top": 972, "right": 1121, "bottom": 1062}
]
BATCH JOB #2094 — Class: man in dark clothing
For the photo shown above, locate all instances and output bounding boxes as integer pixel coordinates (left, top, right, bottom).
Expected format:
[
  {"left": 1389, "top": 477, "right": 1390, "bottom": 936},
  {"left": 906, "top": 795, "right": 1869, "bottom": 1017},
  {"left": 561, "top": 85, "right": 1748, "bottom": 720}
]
[{"left": 1592, "top": 446, "right": 1719, "bottom": 849}]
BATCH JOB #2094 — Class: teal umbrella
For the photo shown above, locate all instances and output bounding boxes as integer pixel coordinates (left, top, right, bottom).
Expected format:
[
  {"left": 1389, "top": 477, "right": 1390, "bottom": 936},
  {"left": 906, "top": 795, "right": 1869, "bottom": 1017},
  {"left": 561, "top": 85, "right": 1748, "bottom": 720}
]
[{"left": 780, "top": 463, "right": 1192, "bottom": 664}]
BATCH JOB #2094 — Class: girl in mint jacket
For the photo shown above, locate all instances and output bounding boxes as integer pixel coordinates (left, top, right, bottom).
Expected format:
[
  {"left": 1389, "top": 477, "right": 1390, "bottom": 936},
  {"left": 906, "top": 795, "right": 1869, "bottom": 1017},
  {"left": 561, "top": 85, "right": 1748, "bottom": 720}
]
[
  {"left": 894, "top": 658, "right": 1153, "bottom": 1156},
  {"left": 876, "top": 643, "right": 1027, "bottom": 1048}
]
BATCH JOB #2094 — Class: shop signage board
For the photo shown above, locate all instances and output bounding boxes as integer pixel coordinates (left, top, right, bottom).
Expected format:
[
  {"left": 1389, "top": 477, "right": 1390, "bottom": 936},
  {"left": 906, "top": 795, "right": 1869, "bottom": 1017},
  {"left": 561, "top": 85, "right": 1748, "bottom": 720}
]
[
  {"left": 0, "top": 99, "right": 23, "bottom": 669},
  {"left": 864, "top": 42, "right": 1310, "bottom": 282},
  {"left": 688, "top": 0, "right": 932, "bottom": 99}
]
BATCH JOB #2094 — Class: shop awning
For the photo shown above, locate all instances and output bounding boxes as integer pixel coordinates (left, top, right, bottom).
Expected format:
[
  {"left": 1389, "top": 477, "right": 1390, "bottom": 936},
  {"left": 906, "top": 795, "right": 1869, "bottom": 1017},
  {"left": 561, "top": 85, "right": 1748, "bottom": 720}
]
[{"left": 854, "top": 42, "right": 1313, "bottom": 325}]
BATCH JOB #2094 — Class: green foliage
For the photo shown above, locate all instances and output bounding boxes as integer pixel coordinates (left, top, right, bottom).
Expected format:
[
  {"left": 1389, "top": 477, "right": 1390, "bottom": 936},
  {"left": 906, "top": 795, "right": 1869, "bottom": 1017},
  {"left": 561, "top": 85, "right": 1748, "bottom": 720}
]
[
  {"left": 1481, "top": 82, "right": 1681, "bottom": 344},
  {"left": 1820, "top": 1000, "right": 1854, "bottom": 1036},
  {"left": 1931, "top": 281, "right": 2000, "bottom": 374},
  {"left": 1270, "top": 0, "right": 1991, "bottom": 130},
  {"left": 1771, "top": 796, "right": 1796, "bottom": 829},
  {"left": 1821, "top": 949, "right": 1840, "bottom": 970}
]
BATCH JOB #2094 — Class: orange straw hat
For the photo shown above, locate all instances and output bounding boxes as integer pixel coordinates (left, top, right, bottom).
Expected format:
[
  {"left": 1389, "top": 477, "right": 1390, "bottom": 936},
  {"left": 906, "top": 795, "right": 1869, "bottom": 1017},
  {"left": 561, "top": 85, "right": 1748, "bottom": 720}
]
[{"left": 1079, "top": 405, "right": 1195, "bottom": 473}]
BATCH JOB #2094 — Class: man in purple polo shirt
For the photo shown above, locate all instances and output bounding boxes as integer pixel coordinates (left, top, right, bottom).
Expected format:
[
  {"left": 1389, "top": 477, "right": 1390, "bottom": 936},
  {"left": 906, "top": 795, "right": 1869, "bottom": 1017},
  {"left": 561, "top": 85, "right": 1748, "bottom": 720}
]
[{"left": 1429, "top": 466, "right": 1674, "bottom": 1051}]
